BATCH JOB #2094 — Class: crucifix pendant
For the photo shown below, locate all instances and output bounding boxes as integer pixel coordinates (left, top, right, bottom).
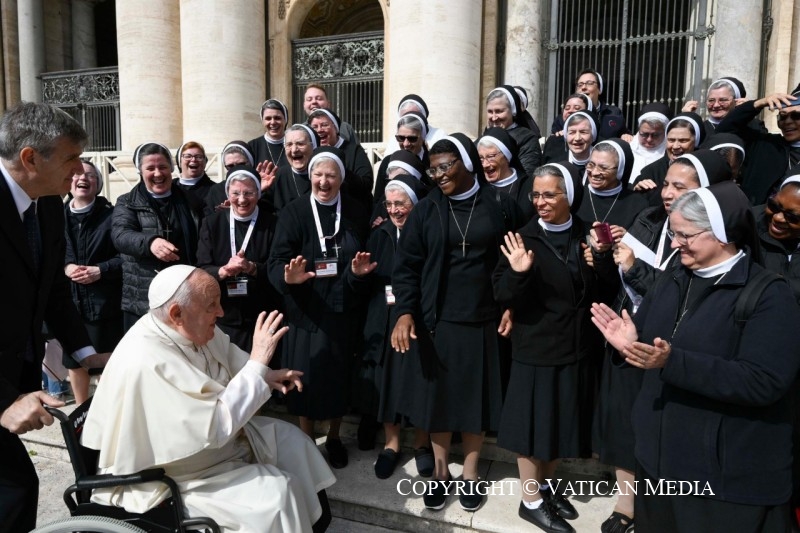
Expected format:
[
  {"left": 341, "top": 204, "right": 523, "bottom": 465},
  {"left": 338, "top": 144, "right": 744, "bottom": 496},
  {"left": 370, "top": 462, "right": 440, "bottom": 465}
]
[
  {"left": 460, "top": 239, "right": 470, "bottom": 257},
  {"left": 331, "top": 243, "right": 342, "bottom": 258},
  {"left": 161, "top": 226, "right": 173, "bottom": 241}
]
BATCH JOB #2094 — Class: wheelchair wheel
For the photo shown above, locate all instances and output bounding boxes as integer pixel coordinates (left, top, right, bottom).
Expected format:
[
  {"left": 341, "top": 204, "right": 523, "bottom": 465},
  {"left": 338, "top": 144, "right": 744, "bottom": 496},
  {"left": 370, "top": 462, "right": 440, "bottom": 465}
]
[{"left": 31, "top": 515, "right": 147, "bottom": 533}]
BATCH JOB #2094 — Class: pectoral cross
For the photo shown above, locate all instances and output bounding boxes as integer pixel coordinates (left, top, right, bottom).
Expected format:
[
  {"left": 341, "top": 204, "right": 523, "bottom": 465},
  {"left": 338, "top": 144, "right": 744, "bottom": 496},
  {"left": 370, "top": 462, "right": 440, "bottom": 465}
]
[
  {"left": 161, "top": 226, "right": 173, "bottom": 241},
  {"left": 460, "top": 239, "right": 470, "bottom": 257},
  {"left": 331, "top": 242, "right": 342, "bottom": 258}
]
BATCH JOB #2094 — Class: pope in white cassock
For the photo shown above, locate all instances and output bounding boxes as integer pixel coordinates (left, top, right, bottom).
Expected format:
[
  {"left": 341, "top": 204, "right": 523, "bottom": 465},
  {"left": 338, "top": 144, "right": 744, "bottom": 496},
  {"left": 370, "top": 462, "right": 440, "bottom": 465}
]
[{"left": 82, "top": 265, "right": 336, "bottom": 532}]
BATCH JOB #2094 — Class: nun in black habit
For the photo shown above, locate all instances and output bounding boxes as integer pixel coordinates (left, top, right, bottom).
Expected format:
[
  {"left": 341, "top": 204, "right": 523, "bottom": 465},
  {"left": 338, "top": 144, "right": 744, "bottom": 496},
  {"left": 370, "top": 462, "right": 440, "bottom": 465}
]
[
  {"left": 633, "top": 112, "right": 706, "bottom": 207},
  {"left": 477, "top": 127, "right": 535, "bottom": 221},
  {"left": 267, "top": 146, "right": 370, "bottom": 470},
  {"left": 196, "top": 165, "right": 279, "bottom": 352},
  {"left": 542, "top": 93, "right": 596, "bottom": 164},
  {"left": 391, "top": 134, "right": 524, "bottom": 512},
  {"left": 551, "top": 111, "right": 600, "bottom": 177},
  {"left": 248, "top": 98, "right": 290, "bottom": 168},
  {"left": 374, "top": 112, "right": 431, "bottom": 203},
  {"left": 174, "top": 141, "right": 215, "bottom": 212},
  {"left": 576, "top": 137, "right": 648, "bottom": 235},
  {"left": 492, "top": 162, "right": 617, "bottom": 532},
  {"left": 484, "top": 85, "right": 543, "bottom": 177},
  {"left": 272, "top": 124, "right": 319, "bottom": 212},
  {"left": 369, "top": 149, "right": 431, "bottom": 226}
]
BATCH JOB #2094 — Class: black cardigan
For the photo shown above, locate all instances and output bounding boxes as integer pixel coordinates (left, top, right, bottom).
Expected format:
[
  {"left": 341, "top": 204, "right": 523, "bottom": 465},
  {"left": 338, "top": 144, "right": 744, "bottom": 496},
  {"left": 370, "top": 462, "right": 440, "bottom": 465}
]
[
  {"left": 632, "top": 257, "right": 800, "bottom": 505},
  {"left": 492, "top": 216, "right": 618, "bottom": 365}
]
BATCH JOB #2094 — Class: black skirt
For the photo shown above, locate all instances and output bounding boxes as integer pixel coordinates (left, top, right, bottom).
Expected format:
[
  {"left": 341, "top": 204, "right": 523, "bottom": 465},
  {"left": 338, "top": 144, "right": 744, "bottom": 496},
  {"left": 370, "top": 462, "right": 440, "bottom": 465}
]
[
  {"left": 398, "top": 319, "right": 503, "bottom": 434},
  {"left": 592, "top": 349, "right": 644, "bottom": 471},
  {"left": 497, "top": 357, "right": 593, "bottom": 461},
  {"left": 282, "top": 313, "right": 354, "bottom": 420}
]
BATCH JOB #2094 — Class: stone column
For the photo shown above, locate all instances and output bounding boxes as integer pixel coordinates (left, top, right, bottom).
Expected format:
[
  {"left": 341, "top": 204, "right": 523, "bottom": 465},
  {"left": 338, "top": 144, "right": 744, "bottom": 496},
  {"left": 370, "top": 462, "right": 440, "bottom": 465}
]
[
  {"left": 43, "top": 0, "right": 70, "bottom": 72},
  {"left": 387, "top": 0, "right": 483, "bottom": 138},
  {"left": 180, "top": 0, "right": 266, "bottom": 148},
  {"left": 116, "top": 0, "right": 182, "bottom": 149},
  {"left": 504, "top": 0, "right": 546, "bottom": 130},
  {"left": 710, "top": 0, "right": 762, "bottom": 98},
  {"left": 763, "top": 0, "right": 795, "bottom": 132},
  {"left": 17, "top": 0, "right": 44, "bottom": 102},
  {"left": 72, "top": 0, "right": 97, "bottom": 69}
]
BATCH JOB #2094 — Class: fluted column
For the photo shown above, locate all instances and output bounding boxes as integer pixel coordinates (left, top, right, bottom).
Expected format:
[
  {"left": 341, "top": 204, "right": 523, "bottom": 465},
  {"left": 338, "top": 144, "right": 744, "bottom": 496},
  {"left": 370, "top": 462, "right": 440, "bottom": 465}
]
[
  {"left": 387, "top": 0, "right": 483, "bottom": 138},
  {"left": 17, "top": 0, "right": 44, "bottom": 102},
  {"left": 711, "top": 0, "right": 761, "bottom": 99},
  {"left": 505, "top": 0, "right": 546, "bottom": 129},
  {"left": 72, "top": 0, "right": 97, "bottom": 69},
  {"left": 116, "top": 0, "right": 182, "bottom": 149},
  {"left": 179, "top": 0, "right": 266, "bottom": 147}
]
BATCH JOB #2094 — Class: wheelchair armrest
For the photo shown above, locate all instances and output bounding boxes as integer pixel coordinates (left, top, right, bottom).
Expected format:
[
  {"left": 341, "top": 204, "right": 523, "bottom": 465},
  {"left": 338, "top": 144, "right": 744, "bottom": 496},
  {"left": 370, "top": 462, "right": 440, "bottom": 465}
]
[{"left": 74, "top": 468, "right": 166, "bottom": 490}]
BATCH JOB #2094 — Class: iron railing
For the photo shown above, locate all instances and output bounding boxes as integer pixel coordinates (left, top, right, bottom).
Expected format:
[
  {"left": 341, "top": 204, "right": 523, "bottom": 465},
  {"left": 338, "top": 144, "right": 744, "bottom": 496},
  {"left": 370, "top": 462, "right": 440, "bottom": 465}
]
[
  {"left": 545, "top": 0, "right": 715, "bottom": 133},
  {"left": 292, "top": 31, "right": 384, "bottom": 143},
  {"left": 41, "top": 67, "right": 121, "bottom": 151}
]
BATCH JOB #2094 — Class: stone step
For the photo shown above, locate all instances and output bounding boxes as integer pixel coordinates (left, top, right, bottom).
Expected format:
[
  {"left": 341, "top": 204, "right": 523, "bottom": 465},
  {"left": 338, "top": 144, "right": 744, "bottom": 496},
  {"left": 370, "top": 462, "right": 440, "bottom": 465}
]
[{"left": 26, "top": 403, "right": 618, "bottom": 533}]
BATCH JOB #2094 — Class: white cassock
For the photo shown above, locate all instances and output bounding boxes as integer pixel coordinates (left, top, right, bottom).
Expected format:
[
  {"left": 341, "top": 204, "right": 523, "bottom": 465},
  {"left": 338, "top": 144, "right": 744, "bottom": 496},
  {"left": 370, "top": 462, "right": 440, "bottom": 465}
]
[{"left": 82, "top": 314, "right": 336, "bottom": 533}]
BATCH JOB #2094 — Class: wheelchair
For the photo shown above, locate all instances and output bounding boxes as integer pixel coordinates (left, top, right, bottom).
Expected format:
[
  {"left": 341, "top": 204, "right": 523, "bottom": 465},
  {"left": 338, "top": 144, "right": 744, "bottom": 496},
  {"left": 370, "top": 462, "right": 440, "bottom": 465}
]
[{"left": 31, "top": 397, "right": 220, "bottom": 533}]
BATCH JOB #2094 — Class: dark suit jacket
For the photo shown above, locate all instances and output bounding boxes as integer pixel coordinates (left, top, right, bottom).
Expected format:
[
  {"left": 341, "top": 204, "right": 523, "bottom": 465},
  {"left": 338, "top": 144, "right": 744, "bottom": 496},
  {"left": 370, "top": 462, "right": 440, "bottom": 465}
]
[{"left": 0, "top": 177, "right": 90, "bottom": 413}]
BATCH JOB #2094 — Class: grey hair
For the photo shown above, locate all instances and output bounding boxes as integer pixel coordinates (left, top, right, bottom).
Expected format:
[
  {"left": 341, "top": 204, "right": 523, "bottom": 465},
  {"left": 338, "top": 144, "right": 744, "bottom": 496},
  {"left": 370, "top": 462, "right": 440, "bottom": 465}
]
[
  {"left": 149, "top": 272, "right": 197, "bottom": 322},
  {"left": 384, "top": 181, "right": 412, "bottom": 199},
  {"left": 707, "top": 80, "right": 736, "bottom": 97},
  {"left": 286, "top": 123, "right": 314, "bottom": 142},
  {"left": 222, "top": 145, "right": 249, "bottom": 160},
  {"left": 398, "top": 101, "right": 423, "bottom": 115},
  {"left": 670, "top": 192, "right": 713, "bottom": 233},
  {"left": 485, "top": 89, "right": 511, "bottom": 108},
  {"left": 640, "top": 118, "right": 666, "bottom": 130},
  {"left": 533, "top": 165, "right": 568, "bottom": 193},
  {"left": 476, "top": 138, "right": 496, "bottom": 150},
  {"left": 397, "top": 114, "right": 423, "bottom": 133},
  {"left": 0, "top": 102, "right": 88, "bottom": 160},
  {"left": 590, "top": 142, "right": 619, "bottom": 165}
]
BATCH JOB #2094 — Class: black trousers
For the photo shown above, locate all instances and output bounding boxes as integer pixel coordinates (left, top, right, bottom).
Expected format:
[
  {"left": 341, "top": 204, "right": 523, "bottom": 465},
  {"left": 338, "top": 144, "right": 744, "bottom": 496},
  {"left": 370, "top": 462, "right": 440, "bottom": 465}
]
[
  {"left": 0, "top": 428, "right": 38, "bottom": 532},
  {"left": 635, "top": 462, "right": 790, "bottom": 533}
]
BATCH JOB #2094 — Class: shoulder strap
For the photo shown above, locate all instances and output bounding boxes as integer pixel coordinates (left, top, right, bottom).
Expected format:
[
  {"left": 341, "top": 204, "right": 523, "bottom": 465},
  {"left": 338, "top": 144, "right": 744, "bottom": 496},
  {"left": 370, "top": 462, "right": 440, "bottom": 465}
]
[{"left": 734, "top": 267, "right": 782, "bottom": 327}]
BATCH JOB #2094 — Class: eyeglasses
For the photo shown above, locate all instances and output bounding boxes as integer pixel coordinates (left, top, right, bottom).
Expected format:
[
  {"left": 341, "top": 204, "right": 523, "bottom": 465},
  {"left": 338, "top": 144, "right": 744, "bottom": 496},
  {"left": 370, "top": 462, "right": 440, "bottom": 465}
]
[
  {"left": 585, "top": 162, "right": 617, "bottom": 173},
  {"left": 395, "top": 134, "right": 419, "bottom": 144},
  {"left": 479, "top": 152, "right": 501, "bottom": 163},
  {"left": 229, "top": 191, "right": 257, "bottom": 199},
  {"left": 383, "top": 200, "right": 411, "bottom": 210},
  {"left": 706, "top": 98, "right": 733, "bottom": 106},
  {"left": 528, "top": 191, "right": 565, "bottom": 202},
  {"left": 426, "top": 159, "right": 459, "bottom": 178},
  {"left": 181, "top": 154, "right": 205, "bottom": 161},
  {"left": 666, "top": 228, "right": 709, "bottom": 246},
  {"left": 778, "top": 111, "right": 800, "bottom": 122},
  {"left": 638, "top": 131, "right": 663, "bottom": 140},
  {"left": 767, "top": 196, "right": 800, "bottom": 224},
  {"left": 80, "top": 172, "right": 98, "bottom": 180},
  {"left": 576, "top": 80, "right": 597, "bottom": 88}
]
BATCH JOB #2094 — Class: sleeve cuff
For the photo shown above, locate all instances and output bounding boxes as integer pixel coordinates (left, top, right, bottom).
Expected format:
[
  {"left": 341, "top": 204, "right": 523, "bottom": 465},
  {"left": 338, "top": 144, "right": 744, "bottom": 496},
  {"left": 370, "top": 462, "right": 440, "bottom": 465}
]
[
  {"left": 72, "top": 346, "right": 97, "bottom": 363},
  {"left": 243, "top": 359, "right": 269, "bottom": 380}
]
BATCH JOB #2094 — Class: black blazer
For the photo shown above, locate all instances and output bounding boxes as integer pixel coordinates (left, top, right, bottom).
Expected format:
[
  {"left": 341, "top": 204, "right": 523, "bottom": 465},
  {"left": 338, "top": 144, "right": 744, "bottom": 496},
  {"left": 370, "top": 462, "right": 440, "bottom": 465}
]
[{"left": 0, "top": 178, "right": 90, "bottom": 412}]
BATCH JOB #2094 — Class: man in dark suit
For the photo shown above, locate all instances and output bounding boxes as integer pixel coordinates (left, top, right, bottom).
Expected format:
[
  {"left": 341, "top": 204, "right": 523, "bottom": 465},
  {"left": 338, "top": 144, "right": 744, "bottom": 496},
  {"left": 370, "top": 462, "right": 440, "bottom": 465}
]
[{"left": 0, "top": 102, "right": 107, "bottom": 531}]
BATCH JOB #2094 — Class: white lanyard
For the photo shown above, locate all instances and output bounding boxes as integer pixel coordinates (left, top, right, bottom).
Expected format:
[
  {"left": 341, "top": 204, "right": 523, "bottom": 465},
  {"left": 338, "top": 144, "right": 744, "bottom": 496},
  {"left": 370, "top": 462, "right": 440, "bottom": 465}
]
[
  {"left": 310, "top": 194, "right": 341, "bottom": 256},
  {"left": 229, "top": 208, "right": 258, "bottom": 257}
]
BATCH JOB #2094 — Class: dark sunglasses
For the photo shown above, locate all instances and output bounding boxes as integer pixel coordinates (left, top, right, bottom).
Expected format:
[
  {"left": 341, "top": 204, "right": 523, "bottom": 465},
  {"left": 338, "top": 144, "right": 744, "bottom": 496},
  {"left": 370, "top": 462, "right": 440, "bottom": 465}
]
[
  {"left": 767, "top": 196, "right": 800, "bottom": 224},
  {"left": 395, "top": 134, "right": 419, "bottom": 143},
  {"left": 778, "top": 111, "right": 800, "bottom": 121}
]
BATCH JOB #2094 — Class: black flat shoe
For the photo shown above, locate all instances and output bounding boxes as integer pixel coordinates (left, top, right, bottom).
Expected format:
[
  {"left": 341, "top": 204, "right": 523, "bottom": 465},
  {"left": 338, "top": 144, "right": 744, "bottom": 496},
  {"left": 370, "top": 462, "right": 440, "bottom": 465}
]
[
  {"left": 374, "top": 448, "right": 399, "bottom": 479},
  {"left": 601, "top": 511, "right": 634, "bottom": 533},
  {"left": 518, "top": 501, "right": 575, "bottom": 533},
  {"left": 423, "top": 479, "right": 448, "bottom": 510},
  {"left": 541, "top": 487, "right": 578, "bottom": 520},
  {"left": 459, "top": 480, "right": 484, "bottom": 512},
  {"left": 414, "top": 446, "right": 434, "bottom": 478},
  {"left": 324, "top": 437, "right": 348, "bottom": 469}
]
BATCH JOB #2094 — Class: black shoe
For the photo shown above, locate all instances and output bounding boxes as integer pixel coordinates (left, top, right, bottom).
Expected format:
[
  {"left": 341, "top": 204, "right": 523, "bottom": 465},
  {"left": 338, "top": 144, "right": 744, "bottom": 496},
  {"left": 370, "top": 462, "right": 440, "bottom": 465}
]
[
  {"left": 374, "top": 448, "right": 399, "bottom": 479},
  {"left": 414, "top": 446, "right": 434, "bottom": 478},
  {"left": 459, "top": 480, "right": 484, "bottom": 512},
  {"left": 518, "top": 501, "right": 575, "bottom": 533},
  {"left": 357, "top": 414, "right": 378, "bottom": 451},
  {"left": 601, "top": 511, "right": 634, "bottom": 533},
  {"left": 324, "top": 437, "right": 348, "bottom": 469},
  {"left": 541, "top": 487, "right": 578, "bottom": 520},
  {"left": 423, "top": 479, "right": 448, "bottom": 510}
]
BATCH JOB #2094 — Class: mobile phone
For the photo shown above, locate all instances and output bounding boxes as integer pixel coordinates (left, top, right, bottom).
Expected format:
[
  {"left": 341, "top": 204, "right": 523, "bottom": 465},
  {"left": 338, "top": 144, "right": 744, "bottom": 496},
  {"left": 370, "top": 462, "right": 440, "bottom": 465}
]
[
  {"left": 595, "top": 222, "right": 613, "bottom": 244},
  {"left": 779, "top": 96, "right": 800, "bottom": 109}
]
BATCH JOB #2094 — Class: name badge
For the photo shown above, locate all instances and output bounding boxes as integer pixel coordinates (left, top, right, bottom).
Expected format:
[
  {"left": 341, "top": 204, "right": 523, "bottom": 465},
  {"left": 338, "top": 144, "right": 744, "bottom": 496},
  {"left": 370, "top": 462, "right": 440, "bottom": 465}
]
[
  {"left": 226, "top": 278, "right": 248, "bottom": 297},
  {"left": 314, "top": 258, "right": 338, "bottom": 278},
  {"left": 385, "top": 284, "right": 395, "bottom": 305}
]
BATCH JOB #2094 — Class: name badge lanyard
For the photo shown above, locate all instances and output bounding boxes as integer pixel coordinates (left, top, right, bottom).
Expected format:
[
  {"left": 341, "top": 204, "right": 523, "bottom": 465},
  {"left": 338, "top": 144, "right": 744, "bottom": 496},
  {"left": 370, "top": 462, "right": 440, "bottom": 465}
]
[
  {"left": 310, "top": 194, "right": 341, "bottom": 257},
  {"left": 654, "top": 220, "right": 678, "bottom": 270},
  {"left": 229, "top": 207, "right": 259, "bottom": 259}
]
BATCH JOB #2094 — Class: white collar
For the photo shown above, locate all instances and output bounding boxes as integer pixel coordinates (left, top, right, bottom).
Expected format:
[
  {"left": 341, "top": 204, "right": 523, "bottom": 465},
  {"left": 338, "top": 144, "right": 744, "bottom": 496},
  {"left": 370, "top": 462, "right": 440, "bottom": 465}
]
[
  {"left": 264, "top": 134, "right": 284, "bottom": 145},
  {"left": 179, "top": 176, "right": 202, "bottom": 186},
  {"left": 569, "top": 151, "right": 591, "bottom": 165},
  {"left": 693, "top": 250, "right": 745, "bottom": 278},
  {"left": 69, "top": 198, "right": 95, "bottom": 214},
  {"left": 313, "top": 192, "right": 340, "bottom": 206},
  {"left": 149, "top": 189, "right": 172, "bottom": 199},
  {"left": 491, "top": 169, "right": 518, "bottom": 188},
  {"left": 0, "top": 160, "right": 34, "bottom": 221},
  {"left": 589, "top": 182, "right": 623, "bottom": 197},
  {"left": 232, "top": 205, "right": 259, "bottom": 222},
  {"left": 538, "top": 215, "right": 573, "bottom": 232},
  {"left": 707, "top": 116, "right": 721, "bottom": 126},
  {"left": 334, "top": 137, "right": 345, "bottom": 149},
  {"left": 448, "top": 178, "right": 480, "bottom": 200}
]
